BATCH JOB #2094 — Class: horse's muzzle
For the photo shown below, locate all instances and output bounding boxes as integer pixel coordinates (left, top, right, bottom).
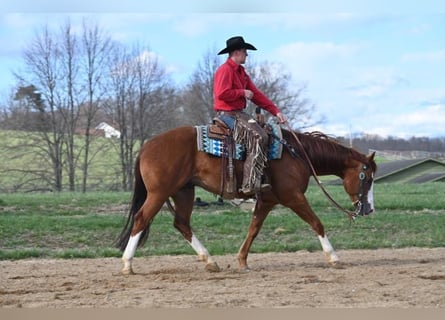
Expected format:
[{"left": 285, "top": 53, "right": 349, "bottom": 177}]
[{"left": 355, "top": 200, "right": 374, "bottom": 216}]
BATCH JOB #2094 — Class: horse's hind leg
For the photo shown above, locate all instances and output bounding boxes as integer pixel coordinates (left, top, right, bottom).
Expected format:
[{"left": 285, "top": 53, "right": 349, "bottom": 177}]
[
  {"left": 237, "top": 200, "right": 275, "bottom": 271},
  {"left": 122, "top": 193, "right": 166, "bottom": 275},
  {"left": 171, "top": 186, "right": 220, "bottom": 272}
]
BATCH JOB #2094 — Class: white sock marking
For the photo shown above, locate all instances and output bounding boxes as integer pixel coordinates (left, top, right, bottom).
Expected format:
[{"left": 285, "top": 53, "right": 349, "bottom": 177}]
[
  {"left": 122, "top": 231, "right": 142, "bottom": 269},
  {"left": 189, "top": 234, "right": 214, "bottom": 263},
  {"left": 318, "top": 235, "right": 339, "bottom": 263}
]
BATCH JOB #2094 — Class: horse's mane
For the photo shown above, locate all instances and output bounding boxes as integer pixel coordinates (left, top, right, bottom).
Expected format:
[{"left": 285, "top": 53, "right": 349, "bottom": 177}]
[{"left": 282, "top": 130, "right": 376, "bottom": 172}]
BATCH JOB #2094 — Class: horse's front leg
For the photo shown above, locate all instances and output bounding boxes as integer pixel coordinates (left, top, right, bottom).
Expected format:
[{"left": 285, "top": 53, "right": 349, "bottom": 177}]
[
  {"left": 237, "top": 200, "right": 274, "bottom": 271},
  {"left": 317, "top": 234, "right": 339, "bottom": 265},
  {"left": 285, "top": 193, "right": 339, "bottom": 265}
]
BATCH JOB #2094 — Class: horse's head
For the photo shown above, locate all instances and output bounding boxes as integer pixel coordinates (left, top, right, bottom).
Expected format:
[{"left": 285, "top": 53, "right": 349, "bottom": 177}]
[{"left": 343, "top": 152, "right": 377, "bottom": 216}]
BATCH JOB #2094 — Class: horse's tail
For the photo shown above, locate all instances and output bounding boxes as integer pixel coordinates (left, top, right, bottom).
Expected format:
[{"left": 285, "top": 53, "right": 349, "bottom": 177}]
[{"left": 115, "top": 155, "right": 150, "bottom": 251}]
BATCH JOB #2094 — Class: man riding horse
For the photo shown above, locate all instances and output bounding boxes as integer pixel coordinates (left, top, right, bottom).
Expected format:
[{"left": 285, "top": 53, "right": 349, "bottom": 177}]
[
  {"left": 116, "top": 40, "right": 377, "bottom": 276},
  {"left": 214, "top": 36, "right": 287, "bottom": 195}
]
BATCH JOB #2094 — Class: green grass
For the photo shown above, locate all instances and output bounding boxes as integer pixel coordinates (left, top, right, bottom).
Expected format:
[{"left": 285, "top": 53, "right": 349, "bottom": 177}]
[
  {"left": 0, "top": 184, "right": 444, "bottom": 260},
  {"left": 0, "top": 129, "right": 122, "bottom": 192}
]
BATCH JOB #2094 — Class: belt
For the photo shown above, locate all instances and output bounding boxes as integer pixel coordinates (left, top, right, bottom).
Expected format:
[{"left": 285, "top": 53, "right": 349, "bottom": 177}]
[{"left": 216, "top": 110, "right": 242, "bottom": 116}]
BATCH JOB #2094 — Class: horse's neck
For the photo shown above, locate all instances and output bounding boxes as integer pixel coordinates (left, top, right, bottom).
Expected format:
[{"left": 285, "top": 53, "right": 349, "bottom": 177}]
[
  {"left": 301, "top": 138, "right": 350, "bottom": 177},
  {"left": 310, "top": 156, "right": 346, "bottom": 177}
]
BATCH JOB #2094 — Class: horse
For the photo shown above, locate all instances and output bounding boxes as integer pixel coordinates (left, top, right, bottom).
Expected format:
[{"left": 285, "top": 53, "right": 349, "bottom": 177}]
[{"left": 115, "top": 125, "right": 376, "bottom": 274}]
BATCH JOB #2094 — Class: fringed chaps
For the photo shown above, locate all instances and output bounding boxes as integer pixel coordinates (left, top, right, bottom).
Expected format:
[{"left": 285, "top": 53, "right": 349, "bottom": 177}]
[{"left": 234, "top": 113, "right": 269, "bottom": 192}]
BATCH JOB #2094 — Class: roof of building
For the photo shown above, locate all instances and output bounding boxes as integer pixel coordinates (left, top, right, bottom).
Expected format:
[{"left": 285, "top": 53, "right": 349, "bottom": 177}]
[{"left": 374, "top": 158, "right": 445, "bottom": 183}]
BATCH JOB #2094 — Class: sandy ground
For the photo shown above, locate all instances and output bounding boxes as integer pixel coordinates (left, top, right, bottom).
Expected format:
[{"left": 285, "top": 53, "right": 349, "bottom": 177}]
[{"left": 0, "top": 247, "right": 444, "bottom": 308}]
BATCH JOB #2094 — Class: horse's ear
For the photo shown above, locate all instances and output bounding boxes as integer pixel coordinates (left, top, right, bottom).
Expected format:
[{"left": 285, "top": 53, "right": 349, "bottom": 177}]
[{"left": 367, "top": 151, "right": 376, "bottom": 161}]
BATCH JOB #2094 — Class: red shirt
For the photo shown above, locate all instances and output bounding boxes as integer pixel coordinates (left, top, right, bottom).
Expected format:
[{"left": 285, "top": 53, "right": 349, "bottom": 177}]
[{"left": 213, "top": 58, "right": 280, "bottom": 116}]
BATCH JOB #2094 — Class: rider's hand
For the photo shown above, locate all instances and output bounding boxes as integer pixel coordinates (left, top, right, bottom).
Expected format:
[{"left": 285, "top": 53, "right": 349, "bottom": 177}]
[
  {"left": 244, "top": 90, "right": 254, "bottom": 100},
  {"left": 276, "top": 112, "right": 287, "bottom": 124}
]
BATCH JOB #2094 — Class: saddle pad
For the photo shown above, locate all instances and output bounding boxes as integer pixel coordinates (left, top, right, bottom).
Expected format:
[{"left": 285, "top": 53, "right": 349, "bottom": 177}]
[
  {"left": 196, "top": 125, "right": 245, "bottom": 160},
  {"left": 195, "top": 122, "right": 283, "bottom": 160},
  {"left": 267, "top": 122, "right": 284, "bottom": 160}
]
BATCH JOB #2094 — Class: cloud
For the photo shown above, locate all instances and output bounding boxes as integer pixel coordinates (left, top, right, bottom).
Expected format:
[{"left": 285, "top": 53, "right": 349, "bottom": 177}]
[
  {"left": 346, "top": 70, "right": 410, "bottom": 98},
  {"left": 272, "top": 41, "right": 365, "bottom": 87},
  {"left": 361, "top": 103, "right": 445, "bottom": 138},
  {"left": 276, "top": 41, "right": 362, "bottom": 61},
  {"left": 396, "top": 103, "right": 445, "bottom": 126},
  {"left": 172, "top": 15, "right": 213, "bottom": 37},
  {"left": 241, "top": 13, "right": 364, "bottom": 29},
  {"left": 167, "top": 12, "right": 384, "bottom": 38},
  {"left": 138, "top": 50, "right": 183, "bottom": 76},
  {"left": 401, "top": 49, "right": 445, "bottom": 63},
  {"left": 308, "top": 99, "right": 445, "bottom": 139},
  {"left": 406, "top": 22, "right": 432, "bottom": 35}
]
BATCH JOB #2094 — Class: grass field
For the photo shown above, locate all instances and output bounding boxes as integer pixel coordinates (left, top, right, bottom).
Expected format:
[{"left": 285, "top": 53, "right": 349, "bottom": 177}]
[
  {"left": 0, "top": 183, "right": 444, "bottom": 260},
  {"left": 0, "top": 130, "right": 122, "bottom": 192}
]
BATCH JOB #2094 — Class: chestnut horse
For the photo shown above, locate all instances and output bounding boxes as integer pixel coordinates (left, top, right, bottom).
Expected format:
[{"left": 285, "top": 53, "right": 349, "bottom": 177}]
[{"left": 116, "top": 126, "right": 376, "bottom": 274}]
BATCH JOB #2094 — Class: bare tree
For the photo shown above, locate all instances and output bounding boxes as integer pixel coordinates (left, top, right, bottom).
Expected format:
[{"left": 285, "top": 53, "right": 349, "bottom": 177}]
[
  {"left": 2, "top": 86, "right": 56, "bottom": 192},
  {"left": 104, "top": 42, "right": 177, "bottom": 191},
  {"left": 145, "top": 85, "right": 178, "bottom": 134},
  {"left": 105, "top": 43, "right": 135, "bottom": 191},
  {"left": 0, "top": 87, "right": 45, "bottom": 131},
  {"left": 15, "top": 25, "right": 66, "bottom": 191},
  {"left": 58, "top": 20, "right": 81, "bottom": 191},
  {"left": 79, "top": 19, "right": 113, "bottom": 192},
  {"left": 13, "top": 21, "right": 90, "bottom": 192},
  {"left": 179, "top": 46, "right": 221, "bottom": 125},
  {"left": 131, "top": 43, "right": 175, "bottom": 146},
  {"left": 11, "top": 20, "right": 122, "bottom": 192},
  {"left": 14, "top": 19, "right": 125, "bottom": 193},
  {"left": 246, "top": 60, "right": 322, "bottom": 130}
]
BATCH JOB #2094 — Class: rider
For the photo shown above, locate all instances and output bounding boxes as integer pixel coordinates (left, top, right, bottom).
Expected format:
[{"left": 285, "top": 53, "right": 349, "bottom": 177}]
[{"left": 213, "top": 36, "right": 287, "bottom": 195}]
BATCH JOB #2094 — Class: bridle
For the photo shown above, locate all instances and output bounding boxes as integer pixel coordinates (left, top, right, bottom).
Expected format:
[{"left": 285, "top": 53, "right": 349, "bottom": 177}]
[
  {"left": 353, "top": 164, "right": 374, "bottom": 216},
  {"left": 283, "top": 123, "right": 373, "bottom": 221}
]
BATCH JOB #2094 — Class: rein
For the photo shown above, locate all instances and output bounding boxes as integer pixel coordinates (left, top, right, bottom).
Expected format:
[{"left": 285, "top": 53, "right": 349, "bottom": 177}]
[{"left": 282, "top": 123, "right": 358, "bottom": 221}]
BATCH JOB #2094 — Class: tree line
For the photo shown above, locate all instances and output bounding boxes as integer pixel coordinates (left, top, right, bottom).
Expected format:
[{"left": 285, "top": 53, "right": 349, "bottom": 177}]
[
  {"left": 336, "top": 134, "right": 445, "bottom": 156},
  {"left": 0, "top": 18, "right": 317, "bottom": 193}
]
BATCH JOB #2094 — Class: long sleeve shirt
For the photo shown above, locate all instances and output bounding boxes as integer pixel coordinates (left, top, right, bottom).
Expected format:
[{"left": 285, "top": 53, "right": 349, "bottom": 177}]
[{"left": 213, "top": 58, "right": 280, "bottom": 116}]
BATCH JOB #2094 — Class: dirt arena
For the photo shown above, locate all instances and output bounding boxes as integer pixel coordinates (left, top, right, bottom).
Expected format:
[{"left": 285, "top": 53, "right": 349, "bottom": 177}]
[{"left": 0, "top": 247, "right": 444, "bottom": 308}]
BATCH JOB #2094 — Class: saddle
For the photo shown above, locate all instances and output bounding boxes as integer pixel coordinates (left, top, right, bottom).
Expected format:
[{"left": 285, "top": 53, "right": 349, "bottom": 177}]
[
  {"left": 210, "top": 117, "right": 237, "bottom": 195},
  {"left": 208, "top": 117, "right": 232, "bottom": 140},
  {"left": 195, "top": 117, "right": 284, "bottom": 197}
]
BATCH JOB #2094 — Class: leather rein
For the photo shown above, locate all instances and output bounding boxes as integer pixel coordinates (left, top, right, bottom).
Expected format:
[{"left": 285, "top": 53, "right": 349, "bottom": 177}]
[{"left": 282, "top": 123, "right": 359, "bottom": 221}]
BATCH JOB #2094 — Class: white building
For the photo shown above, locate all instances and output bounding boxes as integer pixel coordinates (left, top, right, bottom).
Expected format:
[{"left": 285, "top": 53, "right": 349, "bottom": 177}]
[{"left": 95, "top": 122, "right": 121, "bottom": 138}]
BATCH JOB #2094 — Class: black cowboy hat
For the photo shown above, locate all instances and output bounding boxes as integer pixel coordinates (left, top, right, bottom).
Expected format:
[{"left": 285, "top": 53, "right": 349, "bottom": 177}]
[{"left": 217, "top": 36, "right": 257, "bottom": 55}]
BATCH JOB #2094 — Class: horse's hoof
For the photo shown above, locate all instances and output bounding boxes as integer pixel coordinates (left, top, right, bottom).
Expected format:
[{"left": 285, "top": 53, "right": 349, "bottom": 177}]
[
  {"left": 325, "top": 253, "right": 340, "bottom": 267},
  {"left": 198, "top": 254, "right": 208, "bottom": 262},
  {"left": 121, "top": 268, "right": 135, "bottom": 275},
  {"left": 329, "top": 260, "right": 348, "bottom": 269},
  {"left": 205, "top": 262, "right": 221, "bottom": 272},
  {"left": 239, "top": 266, "right": 251, "bottom": 273},
  {"left": 329, "top": 261, "right": 346, "bottom": 269}
]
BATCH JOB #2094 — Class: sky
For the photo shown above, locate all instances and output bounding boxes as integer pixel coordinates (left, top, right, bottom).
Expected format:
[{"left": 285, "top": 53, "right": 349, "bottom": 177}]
[{"left": 0, "top": 1, "right": 444, "bottom": 139}]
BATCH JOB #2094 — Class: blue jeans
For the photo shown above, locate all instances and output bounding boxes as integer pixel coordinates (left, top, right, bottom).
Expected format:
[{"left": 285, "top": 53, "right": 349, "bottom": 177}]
[{"left": 218, "top": 114, "right": 236, "bottom": 130}]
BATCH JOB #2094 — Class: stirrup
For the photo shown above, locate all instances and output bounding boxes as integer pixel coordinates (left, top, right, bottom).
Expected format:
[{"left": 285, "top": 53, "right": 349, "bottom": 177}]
[
  {"left": 239, "top": 187, "right": 256, "bottom": 196},
  {"left": 239, "top": 184, "right": 271, "bottom": 196}
]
